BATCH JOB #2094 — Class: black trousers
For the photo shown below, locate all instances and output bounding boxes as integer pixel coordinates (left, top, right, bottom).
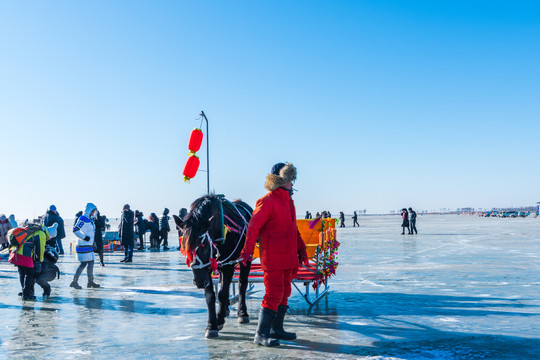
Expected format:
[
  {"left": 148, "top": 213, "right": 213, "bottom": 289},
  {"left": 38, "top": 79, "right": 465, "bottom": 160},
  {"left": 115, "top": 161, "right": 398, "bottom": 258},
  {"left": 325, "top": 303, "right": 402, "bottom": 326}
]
[
  {"left": 159, "top": 231, "right": 168, "bottom": 247},
  {"left": 410, "top": 220, "right": 417, "bottom": 234},
  {"left": 18, "top": 266, "right": 35, "bottom": 299}
]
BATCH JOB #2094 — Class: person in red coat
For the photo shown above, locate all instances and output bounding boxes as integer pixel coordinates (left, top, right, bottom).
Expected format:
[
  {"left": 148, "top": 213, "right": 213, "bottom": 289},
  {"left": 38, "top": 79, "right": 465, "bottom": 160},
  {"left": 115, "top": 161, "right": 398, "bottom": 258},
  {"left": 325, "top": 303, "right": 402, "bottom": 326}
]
[{"left": 240, "top": 162, "right": 308, "bottom": 347}]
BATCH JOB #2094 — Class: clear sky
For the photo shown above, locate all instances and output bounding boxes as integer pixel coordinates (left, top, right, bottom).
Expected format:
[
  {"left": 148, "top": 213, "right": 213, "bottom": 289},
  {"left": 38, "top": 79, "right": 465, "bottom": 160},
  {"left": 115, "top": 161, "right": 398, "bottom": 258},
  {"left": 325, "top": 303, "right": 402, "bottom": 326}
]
[{"left": 1, "top": 1, "right": 539, "bottom": 221}]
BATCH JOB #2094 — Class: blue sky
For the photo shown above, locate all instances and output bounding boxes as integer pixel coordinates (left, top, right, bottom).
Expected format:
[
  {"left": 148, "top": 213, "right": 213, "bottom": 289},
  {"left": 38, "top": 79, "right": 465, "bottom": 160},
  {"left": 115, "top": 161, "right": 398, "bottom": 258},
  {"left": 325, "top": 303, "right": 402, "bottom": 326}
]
[{"left": 1, "top": 1, "right": 539, "bottom": 220}]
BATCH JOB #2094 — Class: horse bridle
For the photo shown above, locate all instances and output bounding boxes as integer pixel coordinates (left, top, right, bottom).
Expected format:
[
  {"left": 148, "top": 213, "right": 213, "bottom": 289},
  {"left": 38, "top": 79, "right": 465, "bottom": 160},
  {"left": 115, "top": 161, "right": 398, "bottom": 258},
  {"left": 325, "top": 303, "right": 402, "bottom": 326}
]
[
  {"left": 189, "top": 223, "right": 247, "bottom": 270},
  {"left": 189, "top": 199, "right": 251, "bottom": 271},
  {"left": 190, "top": 232, "right": 219, "bottom": 270}
]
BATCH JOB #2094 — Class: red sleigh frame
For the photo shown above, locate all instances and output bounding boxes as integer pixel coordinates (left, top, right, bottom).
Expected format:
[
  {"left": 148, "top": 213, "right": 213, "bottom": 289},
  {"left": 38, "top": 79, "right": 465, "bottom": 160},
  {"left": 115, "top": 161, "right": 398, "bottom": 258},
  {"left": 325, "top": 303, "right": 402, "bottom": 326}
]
[{"left": 212, "top": 218, "right": 337, "bottom": 306}]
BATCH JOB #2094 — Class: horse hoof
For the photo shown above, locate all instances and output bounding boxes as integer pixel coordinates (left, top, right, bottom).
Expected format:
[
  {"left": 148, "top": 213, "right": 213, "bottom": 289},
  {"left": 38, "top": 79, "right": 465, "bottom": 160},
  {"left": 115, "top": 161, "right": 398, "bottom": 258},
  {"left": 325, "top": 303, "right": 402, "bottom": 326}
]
[
  {"left": 238, "top": 316, "right": 250, "bottom": 324},
  {"left": 205, "top": 329, "right": 219, "bottom": 338},
  {"left": 217, "top": 318, "right": 225, "bottom": 331}
]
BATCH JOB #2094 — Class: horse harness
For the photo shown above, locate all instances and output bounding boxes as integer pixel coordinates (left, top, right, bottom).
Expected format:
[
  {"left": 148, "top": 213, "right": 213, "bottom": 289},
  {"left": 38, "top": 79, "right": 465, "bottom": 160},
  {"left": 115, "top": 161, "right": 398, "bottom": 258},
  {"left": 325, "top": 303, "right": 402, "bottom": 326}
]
[{"left": 189, "top": 197, "right": 251, "bottom": 272}]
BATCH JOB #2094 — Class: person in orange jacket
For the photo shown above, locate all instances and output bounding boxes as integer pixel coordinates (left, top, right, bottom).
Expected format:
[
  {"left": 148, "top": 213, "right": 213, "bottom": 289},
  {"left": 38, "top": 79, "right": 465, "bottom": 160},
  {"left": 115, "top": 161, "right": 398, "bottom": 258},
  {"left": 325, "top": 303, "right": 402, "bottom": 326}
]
[{"left": 240, "top": 162, "right": 308, "bottom": 347}]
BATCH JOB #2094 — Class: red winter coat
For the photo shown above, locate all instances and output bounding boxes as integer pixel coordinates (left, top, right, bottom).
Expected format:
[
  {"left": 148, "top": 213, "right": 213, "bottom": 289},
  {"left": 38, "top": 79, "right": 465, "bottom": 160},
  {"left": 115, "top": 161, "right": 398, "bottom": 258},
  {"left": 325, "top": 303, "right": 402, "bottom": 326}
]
[{"left": 242, "top": 188, "right": 306, "bottom": 271}]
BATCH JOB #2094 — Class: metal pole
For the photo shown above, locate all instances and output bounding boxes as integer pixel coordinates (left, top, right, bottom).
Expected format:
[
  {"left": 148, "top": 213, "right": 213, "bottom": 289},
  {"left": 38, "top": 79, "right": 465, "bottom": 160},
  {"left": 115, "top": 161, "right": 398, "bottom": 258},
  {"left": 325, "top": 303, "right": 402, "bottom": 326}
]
[{"left": 200, "top": 111, "right": 210, "bottom": 194}]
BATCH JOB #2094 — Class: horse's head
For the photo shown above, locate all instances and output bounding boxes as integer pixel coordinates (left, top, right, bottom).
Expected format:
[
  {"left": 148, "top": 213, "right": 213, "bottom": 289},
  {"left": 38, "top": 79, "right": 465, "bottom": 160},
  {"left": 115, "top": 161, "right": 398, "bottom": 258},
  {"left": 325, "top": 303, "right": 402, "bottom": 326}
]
[{"left": 173, "top": 195, "right": 221, "bottom": 289}]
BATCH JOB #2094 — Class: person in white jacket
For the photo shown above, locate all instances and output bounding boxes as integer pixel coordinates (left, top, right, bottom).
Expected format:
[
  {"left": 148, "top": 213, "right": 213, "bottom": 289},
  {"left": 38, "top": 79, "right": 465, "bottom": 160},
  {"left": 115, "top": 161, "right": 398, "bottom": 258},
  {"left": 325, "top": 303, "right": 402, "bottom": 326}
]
[{"left": 70, "top": 203, "right": 100, "bottom": 289}]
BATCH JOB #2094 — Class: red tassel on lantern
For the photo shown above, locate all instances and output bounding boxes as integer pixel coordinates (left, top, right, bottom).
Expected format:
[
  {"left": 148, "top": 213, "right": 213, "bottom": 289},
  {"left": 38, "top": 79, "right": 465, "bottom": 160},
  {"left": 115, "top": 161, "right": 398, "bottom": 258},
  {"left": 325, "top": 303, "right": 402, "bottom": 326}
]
[
  {"left": 183, "top": 155, "right": 200, "bottom": 182},
  {"left": 188, "top": 128, "right": 203, "bottom": 155}
]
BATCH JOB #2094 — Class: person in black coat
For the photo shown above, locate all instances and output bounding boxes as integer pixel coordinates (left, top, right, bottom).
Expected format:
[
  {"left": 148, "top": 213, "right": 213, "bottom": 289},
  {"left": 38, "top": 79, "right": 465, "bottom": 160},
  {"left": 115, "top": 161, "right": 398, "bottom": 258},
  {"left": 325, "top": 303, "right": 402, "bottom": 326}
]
[
  {"left": 135, "top": 210, "right": 145, "bottom": 250},
  {"left": 94, "top": 211, "right": 106, "bottom": 266},
  {"left": 408, "top": 207, "right": 417, "bottom": 234},
  {"left": 352, "top": 211, "right": 359, "bottom": 227},
  {"left": 119, "top": 204, "right": 135, "bottom": 262},
  {"left": 159, "top": 208, "right": 171, "bottom": 250},
  {"left": 43, "top": 205, "right": 66, "bottom": 255},
  {"left": 147, "top": 213, "right": 160, "bottom": 249},
  {"left": 339, "top": 212, "right": 345, "bottom": 228}
]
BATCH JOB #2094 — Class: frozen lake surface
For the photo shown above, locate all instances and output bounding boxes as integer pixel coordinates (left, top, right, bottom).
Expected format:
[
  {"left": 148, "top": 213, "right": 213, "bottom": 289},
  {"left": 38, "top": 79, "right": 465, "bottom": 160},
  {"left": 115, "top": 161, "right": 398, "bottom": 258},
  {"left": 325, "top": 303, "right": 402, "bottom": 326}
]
[{"left": 1, "top": 215, "right": 539, "bottom": 359}]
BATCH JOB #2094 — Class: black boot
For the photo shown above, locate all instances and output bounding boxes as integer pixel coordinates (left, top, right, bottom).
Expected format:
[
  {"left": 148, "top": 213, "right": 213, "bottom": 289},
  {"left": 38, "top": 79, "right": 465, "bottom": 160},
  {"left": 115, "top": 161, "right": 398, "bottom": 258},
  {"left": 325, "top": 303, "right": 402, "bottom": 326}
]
[
  {"left": 270, "top": 305, "right": 296, "bottom": 340},
  {"left": 87, "top": 280, "right": 101, "bottom": 288},
  {"left": 254, "top": 307, "right": 280, "bottom": 347}
]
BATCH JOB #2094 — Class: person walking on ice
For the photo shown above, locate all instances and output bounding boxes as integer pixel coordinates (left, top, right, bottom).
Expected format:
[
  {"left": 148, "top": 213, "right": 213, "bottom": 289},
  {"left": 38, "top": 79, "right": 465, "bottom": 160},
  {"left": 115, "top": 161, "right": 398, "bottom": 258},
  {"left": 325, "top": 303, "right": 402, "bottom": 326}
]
[
  {"left": 401, "top": 208, "right": 410, "bottom": 235},
  {"left": 408, "top": 207, "right": 417, "bottom": 234},
  {"left": 352, "top": 211, "right": 359, "bottom": 227},
  {"left": 70, "top": 203, "right": 100, "bottom": 289}
]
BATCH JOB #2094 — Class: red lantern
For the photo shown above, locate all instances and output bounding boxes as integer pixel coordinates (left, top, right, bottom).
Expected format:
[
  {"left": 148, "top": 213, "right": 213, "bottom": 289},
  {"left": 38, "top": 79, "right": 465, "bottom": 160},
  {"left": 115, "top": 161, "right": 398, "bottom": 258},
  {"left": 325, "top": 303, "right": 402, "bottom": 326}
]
[
  {"left": 188, "top": 128, "right": 203, "bottom": 154},
  {"left": 183, "top": 155, "right": 200, "bottom": 182}
]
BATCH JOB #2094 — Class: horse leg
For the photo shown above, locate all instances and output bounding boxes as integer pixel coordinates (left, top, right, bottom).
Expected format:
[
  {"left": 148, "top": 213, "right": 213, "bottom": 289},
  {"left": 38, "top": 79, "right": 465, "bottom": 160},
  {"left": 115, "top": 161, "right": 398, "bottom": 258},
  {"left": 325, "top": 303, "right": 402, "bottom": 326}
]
[
  {"left": 204, "top": 280, "right": 219, "bottom": 338},
  {"left": 217, "top": 265, "right": 234, "bottom": 330},
  {"left": 237, "top": 261, "right": 252, "bottom": 324}
]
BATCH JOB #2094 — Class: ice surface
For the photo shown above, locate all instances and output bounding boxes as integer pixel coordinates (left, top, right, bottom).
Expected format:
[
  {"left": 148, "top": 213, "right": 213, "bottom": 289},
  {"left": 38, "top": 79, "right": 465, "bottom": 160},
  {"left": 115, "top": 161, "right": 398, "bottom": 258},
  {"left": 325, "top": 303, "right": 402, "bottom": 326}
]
[{"left": 1, "top": 215, "right": 539, "bottom": 359}]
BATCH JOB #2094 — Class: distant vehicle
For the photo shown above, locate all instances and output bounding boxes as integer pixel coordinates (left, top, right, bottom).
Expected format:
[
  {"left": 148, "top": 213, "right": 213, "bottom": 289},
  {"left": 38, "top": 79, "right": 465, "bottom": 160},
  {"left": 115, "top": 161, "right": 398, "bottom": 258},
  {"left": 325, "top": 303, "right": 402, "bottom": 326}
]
[
  {"left": 501, "top": 211, "right": 518, "bottom": 218},
  {"left": 518, "top": 211, "right": 529, "bottom": 218}
]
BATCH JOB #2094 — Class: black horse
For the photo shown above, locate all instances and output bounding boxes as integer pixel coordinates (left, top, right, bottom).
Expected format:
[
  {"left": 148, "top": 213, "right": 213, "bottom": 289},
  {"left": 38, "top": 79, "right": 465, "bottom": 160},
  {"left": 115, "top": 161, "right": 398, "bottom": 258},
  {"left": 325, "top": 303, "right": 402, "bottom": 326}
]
[{"left": 173, "top": 194, "right": 253, "bottom": 338}]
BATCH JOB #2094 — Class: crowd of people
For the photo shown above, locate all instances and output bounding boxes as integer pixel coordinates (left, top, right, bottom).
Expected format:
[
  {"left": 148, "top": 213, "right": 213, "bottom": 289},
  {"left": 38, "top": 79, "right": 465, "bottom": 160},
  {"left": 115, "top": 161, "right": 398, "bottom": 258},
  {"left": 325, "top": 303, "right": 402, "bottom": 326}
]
[
  {"left": 2, "top": 203, "right": 188, "bottom": 300},
  {"left": 304, "top": 210, "right": 360, "bottom": 228}
]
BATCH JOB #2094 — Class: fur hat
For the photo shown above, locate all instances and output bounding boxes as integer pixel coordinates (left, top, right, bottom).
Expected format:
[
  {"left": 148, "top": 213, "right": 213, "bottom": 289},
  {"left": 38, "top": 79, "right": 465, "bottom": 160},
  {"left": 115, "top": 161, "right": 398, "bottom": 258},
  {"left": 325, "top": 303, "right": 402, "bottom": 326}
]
[{"left": 264, "top": 162, "right": 297, "bottom": 192}]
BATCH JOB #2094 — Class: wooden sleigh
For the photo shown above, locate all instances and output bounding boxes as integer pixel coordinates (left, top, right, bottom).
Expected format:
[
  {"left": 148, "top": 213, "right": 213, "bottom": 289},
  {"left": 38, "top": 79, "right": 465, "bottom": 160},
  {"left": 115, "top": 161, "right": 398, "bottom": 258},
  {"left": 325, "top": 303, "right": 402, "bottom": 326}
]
[{"left": 212, "top": 218, "right": 338, "bottom": 306}]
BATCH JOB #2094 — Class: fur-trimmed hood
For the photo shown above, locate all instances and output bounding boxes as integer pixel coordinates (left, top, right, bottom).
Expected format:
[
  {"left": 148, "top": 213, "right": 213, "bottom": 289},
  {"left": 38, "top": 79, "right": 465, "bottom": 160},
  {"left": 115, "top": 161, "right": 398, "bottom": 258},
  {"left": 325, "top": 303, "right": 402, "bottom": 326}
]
[{"left": 264, "top": 162, "right": 297, "bottom": 192}]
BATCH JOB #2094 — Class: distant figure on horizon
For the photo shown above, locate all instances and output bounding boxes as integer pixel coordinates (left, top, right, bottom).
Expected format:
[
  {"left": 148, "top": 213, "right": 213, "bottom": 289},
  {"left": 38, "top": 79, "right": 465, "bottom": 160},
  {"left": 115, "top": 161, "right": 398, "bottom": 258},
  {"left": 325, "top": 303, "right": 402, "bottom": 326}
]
[
  {"left": 408, "top": 207, "right": 417, "bottom": 234},
  {"left": 401, "top": 208, "right": 410, "bottom": 235},
  {"left": 119, "top": 204, "right": 135, "bottom": 262},
  {"left": 315, "top": 212, "right": 320, "bottom": 218},
  {"left": 339, "top": 212, "right": 345, "bottom": 227},
  {"left": 304, "top": 211, "right": 312, "bottom": 219},
  {"left": 352, "top": 211, "right": 359, "bottom": 227}
]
